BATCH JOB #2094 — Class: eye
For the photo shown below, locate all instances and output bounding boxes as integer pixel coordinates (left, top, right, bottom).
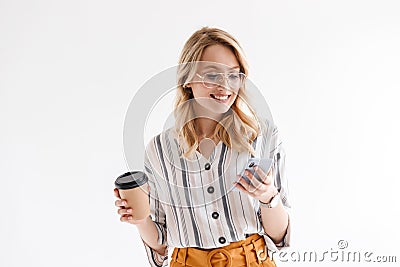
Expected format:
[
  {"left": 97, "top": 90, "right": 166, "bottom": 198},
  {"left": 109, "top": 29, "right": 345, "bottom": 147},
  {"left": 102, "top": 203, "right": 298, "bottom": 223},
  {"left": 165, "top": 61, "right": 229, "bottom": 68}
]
[
  {"left": 228, "top": 73, "right": 240, "bottom": 81},
  {"left": 204, "top": 73, "right": 219, "bottom": 81}
]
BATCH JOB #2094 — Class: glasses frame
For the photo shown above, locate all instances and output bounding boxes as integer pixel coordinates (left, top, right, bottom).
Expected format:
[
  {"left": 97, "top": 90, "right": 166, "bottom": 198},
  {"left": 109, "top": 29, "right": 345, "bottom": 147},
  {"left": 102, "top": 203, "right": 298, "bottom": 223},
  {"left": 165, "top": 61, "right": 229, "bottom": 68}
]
[{"left": 195, "top": 72, "right": 247, "bottom": 90}]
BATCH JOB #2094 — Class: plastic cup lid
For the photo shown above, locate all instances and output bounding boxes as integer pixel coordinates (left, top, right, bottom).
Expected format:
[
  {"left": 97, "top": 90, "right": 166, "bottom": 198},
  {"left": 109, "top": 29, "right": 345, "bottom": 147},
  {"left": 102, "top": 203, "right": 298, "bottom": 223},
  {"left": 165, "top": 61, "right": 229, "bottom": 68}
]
[{"left": 115, "top": 171, "right": 148, "bottom": 190}]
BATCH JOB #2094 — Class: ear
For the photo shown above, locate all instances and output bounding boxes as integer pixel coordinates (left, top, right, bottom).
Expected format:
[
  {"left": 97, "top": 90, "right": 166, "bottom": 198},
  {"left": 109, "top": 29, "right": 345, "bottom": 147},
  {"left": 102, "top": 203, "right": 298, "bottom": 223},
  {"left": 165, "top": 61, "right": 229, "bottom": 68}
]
[{"left": 183, "top": 84, "right": 193, "bottom": 95}]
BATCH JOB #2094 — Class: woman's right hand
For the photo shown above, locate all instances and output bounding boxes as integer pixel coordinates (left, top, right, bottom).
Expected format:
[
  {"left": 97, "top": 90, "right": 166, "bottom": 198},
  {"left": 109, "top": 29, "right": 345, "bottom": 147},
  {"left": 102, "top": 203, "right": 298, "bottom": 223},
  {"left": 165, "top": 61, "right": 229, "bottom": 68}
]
[{"left": 114, "top": 188, "right": 148, "bottom": 225}]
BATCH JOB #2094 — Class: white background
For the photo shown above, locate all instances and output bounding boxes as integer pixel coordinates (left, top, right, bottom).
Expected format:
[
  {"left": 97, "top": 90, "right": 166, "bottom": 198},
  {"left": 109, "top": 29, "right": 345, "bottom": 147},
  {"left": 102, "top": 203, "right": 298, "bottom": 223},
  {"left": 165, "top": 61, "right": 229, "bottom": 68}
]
[{"left": 1, "top": 0, "right": 399, "bottom": 266}]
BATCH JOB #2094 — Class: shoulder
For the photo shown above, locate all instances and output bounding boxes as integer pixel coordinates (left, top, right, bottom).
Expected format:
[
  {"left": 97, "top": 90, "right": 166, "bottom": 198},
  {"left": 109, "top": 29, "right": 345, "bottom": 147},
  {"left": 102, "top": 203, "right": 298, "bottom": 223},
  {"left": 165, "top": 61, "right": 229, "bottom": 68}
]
[
  {"left": 145, "top": 127, "right": 178, "bottom": 152},
  {"left": 253, "top": 117, "right": 277, "bottom": 140},
  {"left": 250, "top": 117, "right": 281, "bottom": 157},
  {"left": 144, "top": 127, "right": 183, "bottom": 169}
]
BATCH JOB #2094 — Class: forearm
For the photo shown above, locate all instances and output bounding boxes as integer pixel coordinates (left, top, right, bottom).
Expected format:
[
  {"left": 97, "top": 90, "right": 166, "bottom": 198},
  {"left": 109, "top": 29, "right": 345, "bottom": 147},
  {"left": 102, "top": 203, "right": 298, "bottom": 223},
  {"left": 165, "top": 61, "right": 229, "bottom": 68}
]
[
  {"left": 136, "top": 216, "right": 167, "bottom": 255},
  {"left": 260, "top": 199, "right": 289, "bottom": 244}
]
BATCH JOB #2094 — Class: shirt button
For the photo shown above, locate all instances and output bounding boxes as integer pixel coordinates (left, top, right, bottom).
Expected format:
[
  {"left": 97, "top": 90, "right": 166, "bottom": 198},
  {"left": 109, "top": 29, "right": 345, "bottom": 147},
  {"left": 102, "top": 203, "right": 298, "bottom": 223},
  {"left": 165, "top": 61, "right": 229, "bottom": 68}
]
[
  {"left": 205, "top": 162, "right": 211, "bottom": 170},
  {"left": 207, "top": 186, "right": 214, "bottom": 194},
  {"left": 212, "top": 212, "right": 219, "bottom": 219},
  {"left": 218, "top": 237, "right": 226, "bottom": 244}
]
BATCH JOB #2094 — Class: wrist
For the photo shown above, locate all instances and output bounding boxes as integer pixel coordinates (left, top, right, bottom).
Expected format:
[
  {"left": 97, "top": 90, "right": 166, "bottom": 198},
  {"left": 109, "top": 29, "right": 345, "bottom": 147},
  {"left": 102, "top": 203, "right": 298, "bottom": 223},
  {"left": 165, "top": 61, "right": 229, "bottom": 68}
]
[
  {"left": 260, "top": 188, "right": 279, "bottom": 204},
  {"left": 259, "top": 191, "right": 280, "bottom": 208},
  {"left": 135, "top": 215, "right": 152, "bottom": 228}
]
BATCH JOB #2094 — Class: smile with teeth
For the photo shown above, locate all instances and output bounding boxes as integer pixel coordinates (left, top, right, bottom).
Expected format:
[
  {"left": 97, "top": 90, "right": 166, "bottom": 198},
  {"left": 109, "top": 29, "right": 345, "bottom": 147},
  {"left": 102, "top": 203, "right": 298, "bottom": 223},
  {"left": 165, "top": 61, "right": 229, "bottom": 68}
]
[{"left": 210, "top": 94, "right": 231, "bottom": 101}]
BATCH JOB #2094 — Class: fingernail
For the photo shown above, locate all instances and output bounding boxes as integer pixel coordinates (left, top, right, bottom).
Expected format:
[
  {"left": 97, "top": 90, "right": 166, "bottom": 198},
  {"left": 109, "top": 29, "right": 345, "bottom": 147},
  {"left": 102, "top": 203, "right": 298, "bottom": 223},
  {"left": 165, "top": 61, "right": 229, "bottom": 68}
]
[
  {"left": 122, "top": 201, "right": 127, "bottom": 206},
  {"left": 128, "top": 216, "right": 133, "bottom": 220},
  {"left": 126, "top": 209, "right": 132, "bottom": 213}
]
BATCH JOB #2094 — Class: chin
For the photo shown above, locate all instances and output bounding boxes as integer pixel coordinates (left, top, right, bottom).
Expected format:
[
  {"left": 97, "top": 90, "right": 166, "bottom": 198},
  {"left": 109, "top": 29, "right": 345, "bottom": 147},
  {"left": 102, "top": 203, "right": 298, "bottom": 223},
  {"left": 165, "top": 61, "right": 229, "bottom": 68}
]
[
  {"left": 208, "top": 104, "right": 233, "bottom": 116},
  {"left": 193, "top": 97, "right": 235, "bottom": 118}
]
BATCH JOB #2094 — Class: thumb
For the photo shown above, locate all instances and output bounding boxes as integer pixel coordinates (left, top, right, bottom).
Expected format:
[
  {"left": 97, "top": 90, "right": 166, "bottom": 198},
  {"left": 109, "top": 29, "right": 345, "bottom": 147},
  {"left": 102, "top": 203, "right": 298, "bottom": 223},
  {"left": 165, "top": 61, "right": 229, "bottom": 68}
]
[{"left": 114, "top": 188, "right": 121, "bottom": 198}]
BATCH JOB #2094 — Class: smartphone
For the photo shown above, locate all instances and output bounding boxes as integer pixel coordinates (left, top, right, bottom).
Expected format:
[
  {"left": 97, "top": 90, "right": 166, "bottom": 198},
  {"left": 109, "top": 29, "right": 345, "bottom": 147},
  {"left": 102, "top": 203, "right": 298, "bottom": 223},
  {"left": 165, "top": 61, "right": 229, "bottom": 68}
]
[{"left": 238, "top": 157, "right": 273, "bottom": 185}]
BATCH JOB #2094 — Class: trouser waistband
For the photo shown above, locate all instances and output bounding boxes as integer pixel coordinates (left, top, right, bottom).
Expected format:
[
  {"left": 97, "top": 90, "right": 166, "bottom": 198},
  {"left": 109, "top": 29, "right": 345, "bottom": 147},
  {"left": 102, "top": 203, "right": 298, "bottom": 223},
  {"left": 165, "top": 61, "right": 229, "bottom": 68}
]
[{"left": 171, "top": 233, "right": 275, "bottom": 267}]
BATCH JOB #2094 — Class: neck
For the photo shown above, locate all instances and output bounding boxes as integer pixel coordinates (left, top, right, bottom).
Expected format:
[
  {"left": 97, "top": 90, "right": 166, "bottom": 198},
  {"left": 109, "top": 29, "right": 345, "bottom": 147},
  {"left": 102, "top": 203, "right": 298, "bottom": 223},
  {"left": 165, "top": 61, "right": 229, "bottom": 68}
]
[
  {"left": 194, "top": 118, "right": 217, "bottom": 138},
  {"left": 192, "top": 102, "right": 223, "bottom": 138}
]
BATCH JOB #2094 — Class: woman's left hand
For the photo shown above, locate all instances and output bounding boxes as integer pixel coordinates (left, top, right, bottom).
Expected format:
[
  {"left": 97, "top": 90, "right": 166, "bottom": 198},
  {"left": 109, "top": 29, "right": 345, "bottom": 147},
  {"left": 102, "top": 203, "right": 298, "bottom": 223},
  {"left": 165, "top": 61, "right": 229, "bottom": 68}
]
[{"left": 234, "top": 165, "right": 278, "bottom": 204}]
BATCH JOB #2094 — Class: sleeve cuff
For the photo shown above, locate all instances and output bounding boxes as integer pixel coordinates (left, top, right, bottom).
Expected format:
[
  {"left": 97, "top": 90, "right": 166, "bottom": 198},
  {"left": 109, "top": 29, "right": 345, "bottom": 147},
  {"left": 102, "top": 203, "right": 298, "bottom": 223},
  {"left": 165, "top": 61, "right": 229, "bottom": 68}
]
[
  {"left": 141, "top": 219, "right": 168, "bottom": 267},
  {"left": 154, "top": 221, "right": 167, "bottom": 246},
  {"left": 142, "top": 239, "right": 169, "bottom": 267}
]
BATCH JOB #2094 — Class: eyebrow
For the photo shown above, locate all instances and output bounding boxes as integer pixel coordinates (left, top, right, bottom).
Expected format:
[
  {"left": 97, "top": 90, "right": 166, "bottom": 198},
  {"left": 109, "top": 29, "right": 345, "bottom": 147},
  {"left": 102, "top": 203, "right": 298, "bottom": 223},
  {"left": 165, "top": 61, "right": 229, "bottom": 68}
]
[{"left": 202, "top": 65, "right": 240, "bottom": 70}]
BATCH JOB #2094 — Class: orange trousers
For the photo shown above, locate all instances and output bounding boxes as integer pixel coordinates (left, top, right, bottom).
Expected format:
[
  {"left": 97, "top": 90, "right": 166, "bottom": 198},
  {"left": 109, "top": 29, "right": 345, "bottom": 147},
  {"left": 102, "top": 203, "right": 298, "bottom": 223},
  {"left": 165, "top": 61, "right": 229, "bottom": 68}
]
[{"left": 170, "top": 233, "right": 277, "bottom": 267}]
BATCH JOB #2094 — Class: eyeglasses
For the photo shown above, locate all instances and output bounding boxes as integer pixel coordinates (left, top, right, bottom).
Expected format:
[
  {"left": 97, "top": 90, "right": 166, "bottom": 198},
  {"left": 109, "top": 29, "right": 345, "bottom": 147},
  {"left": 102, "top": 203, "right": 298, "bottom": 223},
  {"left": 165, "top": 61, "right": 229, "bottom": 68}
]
[{"left": 196, "top": 72, "right": 246, "bottom": 90}]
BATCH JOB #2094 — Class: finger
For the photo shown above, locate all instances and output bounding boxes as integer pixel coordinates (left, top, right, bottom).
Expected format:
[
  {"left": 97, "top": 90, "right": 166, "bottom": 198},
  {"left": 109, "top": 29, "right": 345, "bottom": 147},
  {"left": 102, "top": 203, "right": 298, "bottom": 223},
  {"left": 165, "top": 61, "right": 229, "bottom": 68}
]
[
  {"left": 253, "top": 165, "right": 266, "bottom": 182},
  {"left": 236, "top": 175, "right": 258, "bottom": 194},
  {"left": 233, "top": 179, "right": 256, "bottom": 197},
  {"left": 115, "top": 199, "right": 127, "bottom": 207},
  {"left": 120, "top": 215, "right": 132, "bottom": 223},
  {"left": 120, "top": 215, "right": 128, "bottom": 222},
  {"left": 245, "top": 169, "right": 263, "bottom": 189},
  {"left": 266, "top": 167, "right": 273, "bottom": 181},
  {"left": 236, "top": 175, "right": 252, "bottom": 191},
  {"left": 244, "top": 170, "right": 273, "bottom": 196},
  {"left": 233, "top": 182, "right": 246, "bottom": 191},
  {"left": 118, "top": 208, "right": 133, "bottom": 215},
  {"left": 120, "top": 214, "right": 147, "bottom": 225},
  {"left": 233, "top": 181, "right": 246, "bottom": 192},
  {"left": 254, "top": 166, "right": 272, "bottom": 185},
  {"left": 114, "top": 188, "right": 121, "bottom": 198}
]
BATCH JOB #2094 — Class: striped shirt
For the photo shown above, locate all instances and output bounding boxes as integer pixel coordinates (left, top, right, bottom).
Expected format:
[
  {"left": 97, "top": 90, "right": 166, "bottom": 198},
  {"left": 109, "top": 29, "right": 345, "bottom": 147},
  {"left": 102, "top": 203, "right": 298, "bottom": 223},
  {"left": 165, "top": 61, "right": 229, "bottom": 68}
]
[{"left": 141, "top": 119, "right": 291, "bottom": 267}]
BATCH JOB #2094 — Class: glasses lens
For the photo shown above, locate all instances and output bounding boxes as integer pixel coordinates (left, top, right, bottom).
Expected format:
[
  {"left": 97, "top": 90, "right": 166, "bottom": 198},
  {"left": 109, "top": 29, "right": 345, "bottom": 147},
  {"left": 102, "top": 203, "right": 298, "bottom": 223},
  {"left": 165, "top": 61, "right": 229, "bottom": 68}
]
[
  {"left": 201, "top": 72, "right": 246, "bottom": 89},
  {"left": 227, "top": 73, "right": 245, "bottom": 90},
  {"left": 202, "top": 73, "right": 222, "bottom": 88}
]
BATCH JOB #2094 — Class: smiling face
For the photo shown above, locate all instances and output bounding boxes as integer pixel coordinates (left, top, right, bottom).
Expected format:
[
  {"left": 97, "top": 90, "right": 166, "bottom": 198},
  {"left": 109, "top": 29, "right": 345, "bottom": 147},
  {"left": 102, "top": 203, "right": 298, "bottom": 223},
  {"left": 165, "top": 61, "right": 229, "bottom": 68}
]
[{"left": 188, "top": 44, "right": 241, "bottom": 114}]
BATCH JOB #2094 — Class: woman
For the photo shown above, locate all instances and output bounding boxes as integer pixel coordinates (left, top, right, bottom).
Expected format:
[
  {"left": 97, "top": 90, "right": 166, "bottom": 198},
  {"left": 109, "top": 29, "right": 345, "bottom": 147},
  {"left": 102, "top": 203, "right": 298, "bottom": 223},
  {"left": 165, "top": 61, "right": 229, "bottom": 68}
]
[{"left": 114, "top": 27, "right": 291, "bottom": 267}]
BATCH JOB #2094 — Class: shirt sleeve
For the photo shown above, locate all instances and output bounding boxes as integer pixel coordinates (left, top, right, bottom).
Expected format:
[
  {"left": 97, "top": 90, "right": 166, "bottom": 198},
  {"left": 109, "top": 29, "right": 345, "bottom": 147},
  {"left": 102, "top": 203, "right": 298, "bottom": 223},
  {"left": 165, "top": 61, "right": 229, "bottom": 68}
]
[
  {"left": 141, "top": 142, "right": 169, "bottom": 267},
  {"left": 258, "top": 124, "right": 292, "bottom": 252}
]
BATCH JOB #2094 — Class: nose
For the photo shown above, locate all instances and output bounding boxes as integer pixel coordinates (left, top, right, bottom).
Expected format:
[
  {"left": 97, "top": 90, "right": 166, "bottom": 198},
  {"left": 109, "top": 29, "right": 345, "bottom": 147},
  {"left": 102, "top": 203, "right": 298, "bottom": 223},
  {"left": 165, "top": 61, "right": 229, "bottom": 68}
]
[
  {"left": 217, "top": 82, "right": 237, "bottom": 95},
  {"left": 216, "top": 76, "right": 231, "bottom": 91},
  {"left": 216, "top": 87, "right": 231, "bottom": 96}
]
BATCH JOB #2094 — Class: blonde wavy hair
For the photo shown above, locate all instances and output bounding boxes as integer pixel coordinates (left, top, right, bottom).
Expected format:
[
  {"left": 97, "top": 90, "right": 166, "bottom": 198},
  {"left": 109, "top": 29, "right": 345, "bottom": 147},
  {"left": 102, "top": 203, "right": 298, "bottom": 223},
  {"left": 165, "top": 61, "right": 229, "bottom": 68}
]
[{"left": 174, "top": 27, "right": 262, "bottom": 158}]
